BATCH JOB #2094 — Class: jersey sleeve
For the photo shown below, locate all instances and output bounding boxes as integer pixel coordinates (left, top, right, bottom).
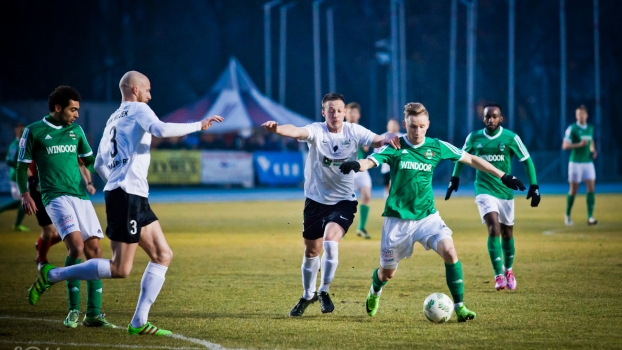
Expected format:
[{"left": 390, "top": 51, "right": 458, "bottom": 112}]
[
  {"left": 509, "top": 134, "right": 530, "bottom": 162},
  {"left": 301, "top": 123, "right": 320, "bottom": 143},
  {"left": 462, "top": 133, "right": 474, "bottom": 153},
  {"left": 563, "top": 125, "right": 574, "bottom": 143},
  {"left": 17, "top": 127, "right": 34, "bottom": 163},
  {"left": 135, "top": 103, "right": 161, "bottom": 132},
  {"left": 438, "top": 140, "right": 464, "bottom": 161},
  {"left": 353, "top": 123, "right": 376, "bottom": 147},
  {"left": 77, "top": 126, "right": 93, "bottom": 157},
  {"left": 368, "top": 144, "right": 397, "bottom": 167}
]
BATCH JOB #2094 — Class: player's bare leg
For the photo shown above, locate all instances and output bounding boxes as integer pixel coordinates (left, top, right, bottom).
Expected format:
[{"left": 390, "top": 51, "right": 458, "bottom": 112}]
[
  {"left": 436, "top": 238, "right": 475, "bottom": 322},
  {"left": 500, "top": 224, "right": 516, "bottom": 290},
  {"left": 356, "top": 187, "right": 372, "bottom": 239},
  {"left": 566, "top": 182, "right": 580, "bottom": 226},
  {"left": 127, "top": 220, "right": 173, "bottom": 335},
  {"left": 483, "top": 212, "right": 506, "bottom": 290},
  {"left": 585, "top": 179, "right": 597, "bottom": 225}
]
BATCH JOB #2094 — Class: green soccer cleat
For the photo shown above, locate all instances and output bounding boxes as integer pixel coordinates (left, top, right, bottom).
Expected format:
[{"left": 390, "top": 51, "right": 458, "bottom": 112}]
[
  {"left": 455, "top": 305, "right": 476, "bottom": 322},
  {"left": 365, "top": 290, "right": 381, "bottom": 317},
  {"left": 28, "top": 263, "right": 55, "bottom": 305},
  {"left": 128, "top": 322, "right": 172, "bottom": 336},
  {"left": 83, "top": 313, "right": 116, "bottom": 328},
  {"left": 64, "top": 309, "right": 80, "bottom": 328},
  {"left": 12, "top": 224, "right": 30, "bottom": 232}
]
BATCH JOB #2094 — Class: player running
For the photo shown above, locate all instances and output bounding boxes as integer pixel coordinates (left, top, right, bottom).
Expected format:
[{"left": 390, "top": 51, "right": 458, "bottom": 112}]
[
  {"left": 345, "top": 102, "right": 372, "bottom": 239},
  {"left": 262, "top": 93, "right": 399, "bottom": 317},
  {"left": 562, "top": 105, "right": 597, "bottom": 226},
  {"left": 26, "top": 71, "right": 222, "bottom": 336},
  {"left": 18, "top": 86, "right": 112, "bottom": 328},
  {"left": 0, "top": 123, "right": 29, "bottom": 232},
  {"left": 446, "top": 104, "right": 540, "bottom": 291},
  {"left": 339, "top": 102, "right": 525, "bottom": 321}
]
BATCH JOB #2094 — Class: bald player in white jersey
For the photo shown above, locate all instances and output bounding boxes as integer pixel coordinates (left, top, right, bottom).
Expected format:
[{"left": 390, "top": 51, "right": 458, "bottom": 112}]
[{"left": 26, "top": 71, "right": 223, "bottom": 336}]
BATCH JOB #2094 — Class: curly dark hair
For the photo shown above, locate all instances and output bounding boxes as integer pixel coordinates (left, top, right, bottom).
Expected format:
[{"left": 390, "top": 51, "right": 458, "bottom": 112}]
[{"left": 48, "top": 85, "right": 81, "bottom": 112}]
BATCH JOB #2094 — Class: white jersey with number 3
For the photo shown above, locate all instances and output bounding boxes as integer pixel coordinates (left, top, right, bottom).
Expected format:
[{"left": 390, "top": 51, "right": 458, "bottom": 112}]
[{"left": 301, "top": 122, "right": 376, "bottom": 205}]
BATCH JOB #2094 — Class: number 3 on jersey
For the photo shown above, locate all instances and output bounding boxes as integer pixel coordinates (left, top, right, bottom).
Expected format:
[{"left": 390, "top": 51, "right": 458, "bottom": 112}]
[
  {"left": 110, "top": 126, "right": 118, "bottom": 157},
  {"left": 129, "top": 219, "right": 137, "bottom": 235}
]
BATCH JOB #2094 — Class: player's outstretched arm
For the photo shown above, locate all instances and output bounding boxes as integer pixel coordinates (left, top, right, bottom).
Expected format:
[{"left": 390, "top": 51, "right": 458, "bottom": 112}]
[
  {"left": 261, "top": 121, "right": 309, "bottom": 140},
  {"left": 148, "top": 115, "right": 223, "bottom": 138},
  {"left": 339, "top": 159, "right": 376, "bottom": 175},
  {"left": 460, "top": 153, "right": 526, "bottom": 191},
  {"left": 371, "top": 133, "right": 401, "bottom": 149}
]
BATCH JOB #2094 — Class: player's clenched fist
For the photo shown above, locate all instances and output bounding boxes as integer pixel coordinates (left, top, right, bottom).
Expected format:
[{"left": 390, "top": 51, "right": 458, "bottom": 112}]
[
  {"left": 526, "top": 184, "right": 541, "bottom": 207},
  {"left": 339, "top": 161, "right": 361, "bottom": 175},
  {"left": 200, "top": 115, "right": 224, "bottom": 130},
  {"left": 500, "top": 173, "right": 526, "bottom": 191},
  {"left": 262, "top": 121, "right": 279, "bottom": 133}
]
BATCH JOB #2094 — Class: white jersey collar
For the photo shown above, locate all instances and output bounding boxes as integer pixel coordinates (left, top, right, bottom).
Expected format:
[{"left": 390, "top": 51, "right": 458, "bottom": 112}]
[
  {"left": 42, "top": 116, "right": 62, "bottom": 130},
  {"left": 403, "top": 136, "right": 426, "bottom": 149},
  {"left": 576, "top": 122, "right": 588, "bottom": 130},
  {"left": 483, "top": 126, "right": 503, "bottom": 140}
]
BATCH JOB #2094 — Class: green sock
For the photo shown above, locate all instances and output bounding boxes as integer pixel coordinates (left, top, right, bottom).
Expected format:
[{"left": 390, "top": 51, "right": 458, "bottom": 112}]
[
  {"left": 14, "top": 205, "right": 25, "bottom": 226},
  {"left": 502, "top": 237, "right": 515, "bottom": 269},
  {"left": 0, "top": 199, "right": 20, "bottom": 213},
  {"left": 566, "top": 194, "right": 575, "bottom": 216},
  {"left": 487, "top": 235, "right": 503, "bottom": 276},
  {"left": 586, "top": 192, "right": 595, "bottom": 218},
  {"left": 445, "top": 261, "right": 464, "bottom": 304},
  {"left": 371, "top": 268, "right": 387, "bottom": 292},
  {"left": 65, "top": 256, "right": 82, "bottom": 312},
  {"left": 358, "top": 204, "right": 370, "bottom": 231},
  {"left": 86, "top": 279, "right": 102, "bottom": 317}
]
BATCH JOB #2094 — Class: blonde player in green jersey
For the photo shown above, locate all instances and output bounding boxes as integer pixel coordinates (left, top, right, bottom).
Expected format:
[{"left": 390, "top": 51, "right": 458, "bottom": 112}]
[
  {"left": 562, "top": 105, "right": 597, "bottom": 226},
  {"left": 339, "top": 102, "right": 526, "bottom": 321},
  {"left": 446, "top": 104, "right": 540, "bottom": 291}
]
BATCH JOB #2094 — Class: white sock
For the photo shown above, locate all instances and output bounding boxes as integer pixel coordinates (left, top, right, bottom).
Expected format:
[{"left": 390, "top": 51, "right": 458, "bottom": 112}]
[
  {"left": 48, "top": 258, "right": 111, "bottom": 283},
  {"left": 369, "top": 284, "right": 382, "bottom": 296},
  {"left": 454, "top": 302, "right": 464, "bottom": 310},
  {"left": 131, "top": 262, "right": 168, "bottom": 328},
  {"left": 318, "top": 241, "right": 339, "bottom": 293},
  {"left": 301, "top": 256, "right": 320, "bottom": 300}
]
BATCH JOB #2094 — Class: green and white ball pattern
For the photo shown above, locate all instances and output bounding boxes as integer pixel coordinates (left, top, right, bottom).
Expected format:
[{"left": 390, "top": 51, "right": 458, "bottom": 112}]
[{"left": 422, "top": 293, "right": 454, "bottom": 323}]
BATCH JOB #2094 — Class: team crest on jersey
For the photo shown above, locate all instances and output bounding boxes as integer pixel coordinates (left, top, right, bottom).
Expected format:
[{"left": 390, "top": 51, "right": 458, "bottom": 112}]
[
  {"left": 498, "top": 143, "right": 505, "bottom": 151},
  {"left": 341, "top": 139, "right": 352, "bottom": 146},
  {"left": 67, "top": 130, "right": 78, "bottom": 140},
  {"left": 424, "top": 149, "right": 434, "bottom": 159}
]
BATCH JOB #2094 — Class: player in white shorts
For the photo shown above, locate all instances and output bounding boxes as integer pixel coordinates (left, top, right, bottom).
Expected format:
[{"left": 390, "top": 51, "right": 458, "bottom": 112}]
[
  {"left": 26, "top": 71, "right": 223, "bottom": 336},
  {"left": 339, "top": 102, "right": 525, "bottom": 321},
  {"left": 346, "top": 102, "right": 373, "bottom": 239},
  {"left": 18, "top": 86, "right": 111, "bottom": 328},
  {"left": 262, "top": 92, "right": 399, "bottom": 317}
]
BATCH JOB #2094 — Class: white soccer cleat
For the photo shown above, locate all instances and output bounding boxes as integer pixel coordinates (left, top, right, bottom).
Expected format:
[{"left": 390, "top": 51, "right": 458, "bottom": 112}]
[
  {"left": 564, "top": 215, "right": 573, "bottom": 226},
  {"left": 587, "top": 217, "right": 598, "bottom": 226}
]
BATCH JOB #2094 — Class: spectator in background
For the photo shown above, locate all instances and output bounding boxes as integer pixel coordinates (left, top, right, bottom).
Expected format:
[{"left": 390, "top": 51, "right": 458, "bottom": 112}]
[
  {"left": 157, "top": 136, "right": 190, "bottom": 150},
  {"left": 197, "top": 133, "right": 226, "bottom": 150}
]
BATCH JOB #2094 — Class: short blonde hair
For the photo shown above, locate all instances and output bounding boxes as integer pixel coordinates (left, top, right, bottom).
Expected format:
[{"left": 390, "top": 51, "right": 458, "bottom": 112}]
[{"left": 404, "top": 102, "right": 428, "bottom": 118}]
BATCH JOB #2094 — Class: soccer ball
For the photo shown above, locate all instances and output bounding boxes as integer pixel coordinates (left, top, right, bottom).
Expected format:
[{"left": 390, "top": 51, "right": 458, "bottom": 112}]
[{"left": 422, "top": 293, "right": 454, "bottom": 323}]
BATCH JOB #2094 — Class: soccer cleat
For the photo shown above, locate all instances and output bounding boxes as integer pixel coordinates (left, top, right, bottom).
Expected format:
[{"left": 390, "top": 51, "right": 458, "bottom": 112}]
[
  {"left": 318, "top": 291, "right": 334, "bottom": 313},
  {"left": 505, "top": 269, "right": 517, "bottom": 290},
  {"left": 564, "top": 215, "right": 573, "bottom": 226},
  {"left": 28, "top": 263, "right": 55, "bottom": 305},
  {"left": 289, "top": 293, "right": 318, "bottom": 317},
  {"left": 365, "top": 290, "right": 381, "bottom": 317},
  {"left": 63, "top": 309, "right": 80, "bottom": 328},
  {"left": 455, "top": 305, "right": 476, "bottom": 322},
  {"left": 356, "top": 228, "right": 371, "bottom": 239},
  {"left": 128, "top": 321, "right": 172, "bottom": 336},
  {"left": 12, "top": 224, "right": 30, "bottom": 232},
  {"left": 494, "top": 274, "right": 507, "bottom": 291},
  {"left": 83, "top": 313, "right": 116, "bottom": 328},
  {"left": 587, "top": 217, "right": 598, "bottom": 226}
]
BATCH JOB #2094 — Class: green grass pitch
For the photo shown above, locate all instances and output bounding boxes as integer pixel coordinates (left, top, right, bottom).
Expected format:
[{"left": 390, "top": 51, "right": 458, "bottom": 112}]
[{"left": 1, "top": 194, "right": 621, "bottom": 349}]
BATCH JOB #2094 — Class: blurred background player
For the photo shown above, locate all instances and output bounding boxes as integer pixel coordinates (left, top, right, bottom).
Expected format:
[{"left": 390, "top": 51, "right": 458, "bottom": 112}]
[
  {"left": 0, "top": 123, "right": 29, "bottom": 232},
  {"left": 562, "top": 105, "right": 597, "bottom": 226},
  {"left": 26, "top": 71, "right": 223, "bottom": 336},
  {"left": 262, "top": 93, "right": 399, "bottom": 317},
  {"left": 345, "top": 102, "right": 372, "bottom": 239},
  {"left": 379, "top": 119, "right": 403, "bottom": 198},
  {"left": 340, "top": 102, "right": 525, "bottom": 321},
  {"left": 446, "top": 104, "right": 540, "bottom": 291},
  {"left": 19, "top": 86, "right": 111, "bottom": 328}
]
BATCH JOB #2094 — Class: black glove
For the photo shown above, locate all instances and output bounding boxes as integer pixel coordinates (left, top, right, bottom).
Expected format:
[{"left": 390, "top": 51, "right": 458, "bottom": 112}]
[
  {"left": 445, "top": 176, "right": 460, "bottom": 200},
  {"left": 339, "top": 161, "right": 361, "bottom": 175},
  {"left": 500, "top": 173, "right": 526, "bottom": 191},
  {"left": 526, "top": 184, "right": 540, "bottom": 207}
]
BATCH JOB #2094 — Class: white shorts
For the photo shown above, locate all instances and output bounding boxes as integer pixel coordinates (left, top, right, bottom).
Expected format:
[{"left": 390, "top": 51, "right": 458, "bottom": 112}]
[
  {"left": 568, "top": 162, "right": 596, "bottom": 183},
  {"left": 475, "top": 194, "right": 514, "bottom": 226},
  {"left": 10, "top": 181, "right": 20, "bottom": 200},
  {"left": 353, "top": 171, "right": 372, "bottom": 191},
  {"left": 379, "top": 212, "right": 453, "bottom": 269},
  {"left": 45, "top": 196, "right": 104, "bottom": 241}
]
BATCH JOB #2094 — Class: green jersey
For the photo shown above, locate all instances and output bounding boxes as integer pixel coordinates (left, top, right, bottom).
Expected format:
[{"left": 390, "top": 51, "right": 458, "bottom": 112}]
[
  {"left": 18, "top": 116, "right": 93, "bottom": 206},
  {"left": 564, "top": 123, "right": 594, "bottom": 163},
  {"left": 369, "top": 136, "right": 464, "bottom": 220},
  {"left": 462, "top": 127, "right": 530, "bottom": 200},
  {"left": 5, "top": 138, "right": 19, "bottom": 181}
]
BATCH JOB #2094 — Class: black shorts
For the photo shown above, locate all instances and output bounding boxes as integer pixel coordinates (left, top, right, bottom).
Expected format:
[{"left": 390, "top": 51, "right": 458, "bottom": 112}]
[
  {"left": 29, "top": 187, "right": 52, "bottom": 227},
  {"left": 302, "top": 198, "right": 357, "bottom": 240},
  {"left": 104, "top": 188, "right": 158, "bottom": 244},
  {"left": 383, "top": 172, "right": 391, "bottom": 186}
]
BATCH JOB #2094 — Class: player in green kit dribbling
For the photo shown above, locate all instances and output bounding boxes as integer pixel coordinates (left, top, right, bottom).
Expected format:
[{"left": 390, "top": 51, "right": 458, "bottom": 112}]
[
  {"left": 446, "top": 104, "right": 540, "bottom": 291},
  {"left": 339, "top": 102, "right": 526, "bottom": 321},
  {"left": 562, "top": 105, "right": 597, "bottom": 226}
]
